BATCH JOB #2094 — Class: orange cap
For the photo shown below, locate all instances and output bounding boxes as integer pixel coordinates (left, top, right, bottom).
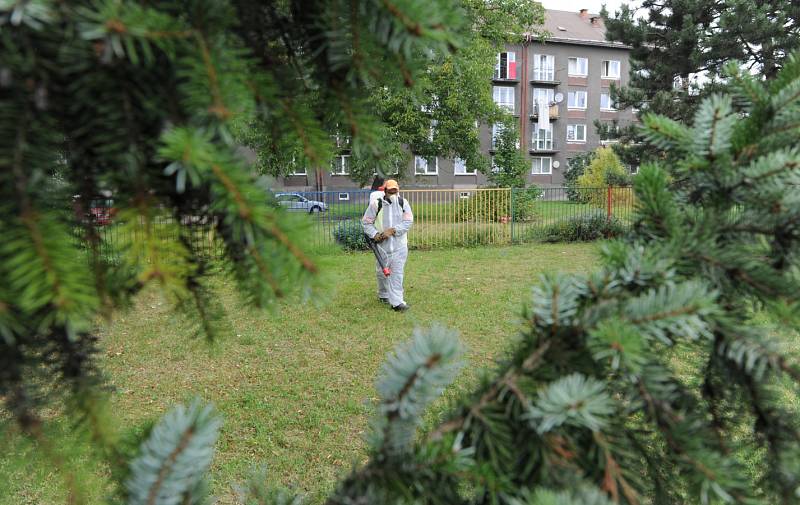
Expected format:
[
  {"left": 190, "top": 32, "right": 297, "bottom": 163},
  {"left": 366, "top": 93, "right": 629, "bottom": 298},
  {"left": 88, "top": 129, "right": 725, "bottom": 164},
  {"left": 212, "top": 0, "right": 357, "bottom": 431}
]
[{"left": 385, "top": 179, "right": 399, "bottom": 190}]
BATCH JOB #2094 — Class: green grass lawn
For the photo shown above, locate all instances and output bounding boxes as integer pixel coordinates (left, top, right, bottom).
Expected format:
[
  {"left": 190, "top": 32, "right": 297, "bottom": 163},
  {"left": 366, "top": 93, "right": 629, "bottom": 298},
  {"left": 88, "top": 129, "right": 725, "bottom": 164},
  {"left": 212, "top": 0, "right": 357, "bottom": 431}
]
[{"left": 1, "top": 243, "right": 599, "bottom": 505}]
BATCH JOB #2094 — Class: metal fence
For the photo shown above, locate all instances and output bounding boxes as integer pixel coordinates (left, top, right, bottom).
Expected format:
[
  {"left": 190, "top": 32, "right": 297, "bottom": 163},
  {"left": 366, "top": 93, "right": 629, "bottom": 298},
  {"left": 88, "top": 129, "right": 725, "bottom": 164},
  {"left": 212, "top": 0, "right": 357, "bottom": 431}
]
[
  {"left": 82, "top": 186, "right": 635, "bottom": 256},
  {"left": 272, "top": 186, "right": 634, "bottom": 249}
]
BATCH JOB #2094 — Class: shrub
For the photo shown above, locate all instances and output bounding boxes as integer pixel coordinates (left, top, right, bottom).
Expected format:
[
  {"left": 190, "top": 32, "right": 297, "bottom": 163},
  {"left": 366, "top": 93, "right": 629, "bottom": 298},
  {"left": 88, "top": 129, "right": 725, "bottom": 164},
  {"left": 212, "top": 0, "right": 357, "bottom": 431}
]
[
  {"left": 541, "top": 211, "right": 625, "bottom": 243},
  {"left": 333, "top": 220, "right": 369, "bottom": 251},
  {"left": 512, "top": 186, "right": 543, "bottom": 222},
  {"left": 576, "top": 147, "right": 633, "bottom": 207}
]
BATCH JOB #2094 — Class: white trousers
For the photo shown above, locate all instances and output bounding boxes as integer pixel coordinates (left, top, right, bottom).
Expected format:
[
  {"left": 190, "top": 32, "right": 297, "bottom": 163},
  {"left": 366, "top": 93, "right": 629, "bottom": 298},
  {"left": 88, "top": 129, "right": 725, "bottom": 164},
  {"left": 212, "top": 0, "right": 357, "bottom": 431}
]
[{"left": 375, "top": 247, "right": 408, "bottom": 307}]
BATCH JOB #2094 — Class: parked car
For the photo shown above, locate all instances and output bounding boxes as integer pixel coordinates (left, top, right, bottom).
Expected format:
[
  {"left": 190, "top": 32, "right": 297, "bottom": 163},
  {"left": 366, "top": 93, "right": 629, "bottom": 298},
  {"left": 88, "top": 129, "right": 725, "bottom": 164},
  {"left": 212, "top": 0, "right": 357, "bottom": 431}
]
[
  {"left": 274, "top": 192, "right": 327, "bottom": 213},
  {"left": 89, "top": 198, "right": 116, "bottom": 225}
]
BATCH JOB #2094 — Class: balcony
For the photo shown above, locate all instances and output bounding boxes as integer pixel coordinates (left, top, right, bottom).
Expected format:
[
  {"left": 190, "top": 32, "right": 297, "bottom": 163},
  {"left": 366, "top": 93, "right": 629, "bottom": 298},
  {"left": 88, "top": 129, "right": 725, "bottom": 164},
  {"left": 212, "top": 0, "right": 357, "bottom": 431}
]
[
  {"left": 529, "top": 103, "right": 560, "bottom": 121},
  {"left": 492, "top": 76, "right": 519, "bottom": 84},
  {"left": 529, "top": 138, "right": 558, "bottom": 153},
  {"left": 530, "top": 69, "right": 560, "bottom": 85}
]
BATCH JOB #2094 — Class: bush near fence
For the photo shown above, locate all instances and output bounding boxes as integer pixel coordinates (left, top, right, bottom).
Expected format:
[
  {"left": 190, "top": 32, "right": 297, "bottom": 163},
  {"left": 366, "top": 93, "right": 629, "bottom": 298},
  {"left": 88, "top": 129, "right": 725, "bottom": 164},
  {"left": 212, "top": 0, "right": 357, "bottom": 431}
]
[
  {"left": 539, "top": 211, "right": 625, "bottom": 243},
  {"left": 81, "top": 187, "right": 636, "bottom": 254}
]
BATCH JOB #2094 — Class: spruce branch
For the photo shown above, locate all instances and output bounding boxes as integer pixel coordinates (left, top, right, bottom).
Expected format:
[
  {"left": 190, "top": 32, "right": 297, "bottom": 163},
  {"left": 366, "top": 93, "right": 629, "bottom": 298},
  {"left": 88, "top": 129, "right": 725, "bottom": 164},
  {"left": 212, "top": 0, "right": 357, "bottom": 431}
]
[{"left": 126, "top": 400, "right": 221, "bottom": 505}]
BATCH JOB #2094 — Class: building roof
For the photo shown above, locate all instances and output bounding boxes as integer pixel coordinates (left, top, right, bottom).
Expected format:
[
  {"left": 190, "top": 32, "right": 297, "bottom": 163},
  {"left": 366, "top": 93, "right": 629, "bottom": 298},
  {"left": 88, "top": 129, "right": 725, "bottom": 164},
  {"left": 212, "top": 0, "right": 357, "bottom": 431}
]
[{"left": 538, "top": 9, "right": 630, "bottom": 49}]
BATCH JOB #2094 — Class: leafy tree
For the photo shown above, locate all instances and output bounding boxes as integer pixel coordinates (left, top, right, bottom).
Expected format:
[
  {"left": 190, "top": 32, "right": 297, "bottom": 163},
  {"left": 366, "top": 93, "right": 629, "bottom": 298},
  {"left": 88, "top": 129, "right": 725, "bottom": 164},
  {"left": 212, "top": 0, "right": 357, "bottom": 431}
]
[
  {"left": 486, "top": 119, "right": 528, "bottom": 188},
  {"left": 239, "top": 0, "right": 545, "bottom": 186},
  {"left": 576, "top": 147, "right": 631, "bottom": 207}
]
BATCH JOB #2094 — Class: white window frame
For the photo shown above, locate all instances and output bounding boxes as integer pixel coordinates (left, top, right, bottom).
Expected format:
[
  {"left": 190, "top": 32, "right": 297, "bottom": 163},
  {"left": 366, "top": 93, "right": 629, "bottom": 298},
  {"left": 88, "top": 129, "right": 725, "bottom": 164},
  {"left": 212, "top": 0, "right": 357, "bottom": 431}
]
[
  {"left": 600, "top": 93, "right": 616, "bottom": 111},
  {"left": 532, "top": 54, "right": 555, "bottom": 81},
  {"left": 453, "top": 157, "right": 476, "bottom": 175},
  {"left": 531, "top": 156, "right": 553, "bottom": 175},
  {"left": 532, "top": 125, "right": 553, "bottom": 151},
  {"left": 602, "top": 60, "right": 621, "bottom": 79},
  {"left": 490, "top": 156, "right": 500, "bottom": 174},
  {"left": 289, "top": 155, "right": 306, "bottom": 176},
  {"left": 414, "top": 155, "right": 438, "bottom": 175},
  {"left": 568, "top": 90, "right": 588, "bottom": 110},
  {"left": 494, "top": 51, "right": 517, "bottom": 80},
  {"left": 331, "top": 154, "right": 350, "bottom": 175},
  {"left": 492, "top": 86, "right": 515, "bottom": 113},
  {"left": 567, "top": 124, "right": 587, "bottom": 143},
  {"left": 568, "top": 57, "right": 588, "bottom": 77},
  {"left": 338, "top": 193, "right": 350, "bottom": 201}
]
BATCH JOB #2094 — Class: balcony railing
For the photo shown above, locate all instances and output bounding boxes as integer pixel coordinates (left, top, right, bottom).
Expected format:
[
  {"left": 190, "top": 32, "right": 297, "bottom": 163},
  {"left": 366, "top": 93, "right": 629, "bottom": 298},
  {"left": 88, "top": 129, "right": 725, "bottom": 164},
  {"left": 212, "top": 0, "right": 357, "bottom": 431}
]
[
  {"left": 531, "top": 69, "right": 556, "bottom": 82},
  {"left": 530, "top": 138, "right": 558, "bottom": 152},
  {"left": 531, "top": 103, "right": 559, "bottom": 120}
]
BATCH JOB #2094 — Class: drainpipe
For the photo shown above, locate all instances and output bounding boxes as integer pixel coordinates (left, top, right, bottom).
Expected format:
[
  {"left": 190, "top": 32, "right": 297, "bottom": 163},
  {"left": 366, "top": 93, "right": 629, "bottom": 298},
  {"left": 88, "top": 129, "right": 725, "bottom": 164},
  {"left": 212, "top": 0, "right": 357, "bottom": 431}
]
[{"left": 520, "top": 34, "right": 530, "bottom": 158}]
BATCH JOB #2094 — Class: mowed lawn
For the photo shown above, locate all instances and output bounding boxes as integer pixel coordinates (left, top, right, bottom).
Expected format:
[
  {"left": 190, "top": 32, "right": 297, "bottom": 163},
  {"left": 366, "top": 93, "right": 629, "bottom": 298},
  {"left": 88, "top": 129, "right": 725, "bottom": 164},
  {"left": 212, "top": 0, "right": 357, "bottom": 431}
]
[{"left": 3, "top": 243, "right": 599, "bottom": 505}]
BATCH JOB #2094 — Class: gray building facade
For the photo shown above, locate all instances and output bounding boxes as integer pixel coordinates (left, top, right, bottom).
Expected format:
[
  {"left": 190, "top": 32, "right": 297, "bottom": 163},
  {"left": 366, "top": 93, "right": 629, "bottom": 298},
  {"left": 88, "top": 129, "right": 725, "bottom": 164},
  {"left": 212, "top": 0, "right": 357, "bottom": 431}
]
[{"left": 279, "top": 9, "right": 635, "bottom": 193}]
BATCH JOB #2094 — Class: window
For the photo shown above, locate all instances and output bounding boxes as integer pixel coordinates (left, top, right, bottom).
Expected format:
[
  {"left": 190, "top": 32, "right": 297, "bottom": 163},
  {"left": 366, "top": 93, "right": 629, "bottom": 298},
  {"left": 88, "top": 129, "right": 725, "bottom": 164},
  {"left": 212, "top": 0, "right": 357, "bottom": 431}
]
[
  {"left": 532, "top": 125, "right": 553, "bottom": 151},
  {"left": 568, "top": 57, "right": 588, "bottom": 76},
  {"left": 493, "top": 86, "right": 515, "bottom": 113},
  {"left": 277, "top": 194, "right": 303, "bottom": 203},
  {"left": 531, "top": 157, "right": 552, "bottom": 175},
  {"left": 454, "top": 157, "right": 476, "bottom": 175},
  {"left": 532, "top": 88, "right": 554, "bottom": 104},
  {"left": 602, "top": 60, "right": 621, "bottom": 79},
  {"left": 532, "top": 54, "right": 555, "bottom": 81},
  {"left": 289, "top": 155, "right": 306, "bottom": 176},
  {"left": 600, "top": 93, "right": 616, "bottom": 110},
  {"left": 414, "top": 155, "right": 438, "bottom": 175},
  {"left": 338, "top": 193, "right": 350, "bottom": 201},
  {"left": 459, "top": 191, "right": 471, "bottom": 199},
  {"left": 568, "top": 90, "right": 587, "bottom": 109},
  {"left": 491, "top": 123, "right": 505, "bottom": 149},
  {"left": 532, "top": 88, "right": 554, "bottom": 115},
  {"left": 490, "top": 156, "right": 500, "bottom": 173},
  {"left": 567, "top": 124, "right": 587, "bottom": 143},
  {"left": 494, "top": 52, "right": 517, "bottom": 80},
  {"left": 428, "top": 119, "right": 438, "bottom": 141},
  {"left": 334, "top": 133, "right": 351, "bottom": 148},
  {"left": 629, "top": 165, "right": 639, "bottom": 175},
  {"left": 331, "top": 155, "right": 350, "bottom": 175}
]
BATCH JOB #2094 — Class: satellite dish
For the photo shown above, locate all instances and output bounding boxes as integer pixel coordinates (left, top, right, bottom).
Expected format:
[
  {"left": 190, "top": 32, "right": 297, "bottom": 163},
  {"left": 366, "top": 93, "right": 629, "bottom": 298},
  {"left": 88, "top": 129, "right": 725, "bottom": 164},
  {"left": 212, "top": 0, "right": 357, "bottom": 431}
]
[
  {"left": 553, "top": 161, "right": 560, "bottom": 169},
  {"left": 554, "top": 93, "right": 564, "bottom": 104}
]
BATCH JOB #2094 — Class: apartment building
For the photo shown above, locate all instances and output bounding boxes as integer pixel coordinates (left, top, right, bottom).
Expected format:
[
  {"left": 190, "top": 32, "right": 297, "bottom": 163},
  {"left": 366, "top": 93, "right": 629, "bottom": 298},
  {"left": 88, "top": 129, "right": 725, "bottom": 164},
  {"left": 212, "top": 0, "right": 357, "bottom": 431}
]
[{"left": 280, "top": 8, "right": 634, "bottom": 192}]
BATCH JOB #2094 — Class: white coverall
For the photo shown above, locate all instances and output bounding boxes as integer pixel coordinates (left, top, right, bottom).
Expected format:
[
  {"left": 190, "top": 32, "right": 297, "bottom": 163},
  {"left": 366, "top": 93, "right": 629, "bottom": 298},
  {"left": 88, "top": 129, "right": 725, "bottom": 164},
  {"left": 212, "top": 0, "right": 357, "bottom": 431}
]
[{"left": 361, "top": 195, "right": 414, "bottom": 307}]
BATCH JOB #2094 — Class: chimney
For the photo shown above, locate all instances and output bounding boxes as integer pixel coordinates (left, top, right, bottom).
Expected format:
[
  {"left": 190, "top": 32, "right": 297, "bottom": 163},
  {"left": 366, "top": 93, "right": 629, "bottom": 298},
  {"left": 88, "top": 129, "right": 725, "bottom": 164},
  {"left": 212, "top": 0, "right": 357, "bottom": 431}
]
[
  {"left": 579, "top": 8, "right": 589, "bottom": 18},
  {"left": 590, "top": 16, "right": 600, "bottom": 26}
]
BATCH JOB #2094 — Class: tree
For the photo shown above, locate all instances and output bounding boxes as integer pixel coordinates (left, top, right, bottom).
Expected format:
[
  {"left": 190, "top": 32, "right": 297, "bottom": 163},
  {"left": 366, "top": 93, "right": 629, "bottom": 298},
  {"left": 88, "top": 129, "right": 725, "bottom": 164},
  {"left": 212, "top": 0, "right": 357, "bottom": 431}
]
[
  {"left": 485, "top": 119, "right": 528, "bottom": 188},
  {"left": 564, "top": 151, "right": 595, "bottom": 202},
  {"left": 5, "top": 2, "right": 800, "bottom": 505},
  {"left": 239, "top": 0, "right": 544, "bottom": 186},
  {"left": 575, "top": 147, "right": 631, "bottom": 207},
  {"left": 0, "top": 0, "right": 466, "bottom": 501},
  {"left": 600, "top": 0, "right": 800, "bottom": 168}
]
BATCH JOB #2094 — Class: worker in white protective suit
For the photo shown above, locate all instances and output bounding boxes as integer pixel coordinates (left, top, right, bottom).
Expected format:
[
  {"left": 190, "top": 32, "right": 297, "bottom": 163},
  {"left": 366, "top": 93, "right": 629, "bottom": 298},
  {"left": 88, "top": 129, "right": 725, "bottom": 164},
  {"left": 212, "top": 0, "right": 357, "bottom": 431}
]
[{"left": 361, "top": 179, "right": 413, "bottom": 311}]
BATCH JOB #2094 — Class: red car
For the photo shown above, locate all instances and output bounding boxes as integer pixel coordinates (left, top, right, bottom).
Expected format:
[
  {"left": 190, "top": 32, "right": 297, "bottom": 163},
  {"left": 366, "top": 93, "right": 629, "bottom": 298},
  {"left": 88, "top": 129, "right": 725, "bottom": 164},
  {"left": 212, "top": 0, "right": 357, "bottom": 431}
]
[{"left": 89, "top": 198, "right": 116, "bottom": 226}]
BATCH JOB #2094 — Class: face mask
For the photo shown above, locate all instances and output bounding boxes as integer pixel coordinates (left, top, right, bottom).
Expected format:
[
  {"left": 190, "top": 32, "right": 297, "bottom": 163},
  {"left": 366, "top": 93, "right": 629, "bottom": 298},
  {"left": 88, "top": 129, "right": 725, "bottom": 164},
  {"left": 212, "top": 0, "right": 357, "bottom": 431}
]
[{"left": 389, "top": 194, "right": 398, "bottom": 203}]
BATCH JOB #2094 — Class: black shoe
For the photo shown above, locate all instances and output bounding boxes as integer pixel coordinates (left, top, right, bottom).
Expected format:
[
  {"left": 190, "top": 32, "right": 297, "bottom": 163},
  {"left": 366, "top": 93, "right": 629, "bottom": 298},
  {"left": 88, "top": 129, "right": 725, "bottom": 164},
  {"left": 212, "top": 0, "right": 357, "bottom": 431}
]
[
  {"left": 379, "top": 297, "right": 389, "bottom": 304},
  {"left": 392, "top": 303, "right": 410, "bottom": 312}
]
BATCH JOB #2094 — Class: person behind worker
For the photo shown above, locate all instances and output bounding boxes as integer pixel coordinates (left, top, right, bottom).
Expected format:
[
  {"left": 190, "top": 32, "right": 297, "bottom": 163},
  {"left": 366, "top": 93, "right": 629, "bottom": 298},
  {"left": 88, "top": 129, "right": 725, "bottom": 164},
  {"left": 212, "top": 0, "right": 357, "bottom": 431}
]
[
  {"left": 361, "top": 179, "right": 413, "bottom": 311},
  {"left": 369, "top": 175, "right": 385, "bottom": 206}
]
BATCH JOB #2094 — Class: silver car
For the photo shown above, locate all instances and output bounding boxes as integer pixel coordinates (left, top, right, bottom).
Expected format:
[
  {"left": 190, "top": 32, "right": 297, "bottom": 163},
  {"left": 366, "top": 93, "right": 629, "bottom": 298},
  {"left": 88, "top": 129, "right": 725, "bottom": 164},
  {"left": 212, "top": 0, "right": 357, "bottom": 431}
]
[{"left": 275, "top": 192, "right": 328, "bottom": 213}]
